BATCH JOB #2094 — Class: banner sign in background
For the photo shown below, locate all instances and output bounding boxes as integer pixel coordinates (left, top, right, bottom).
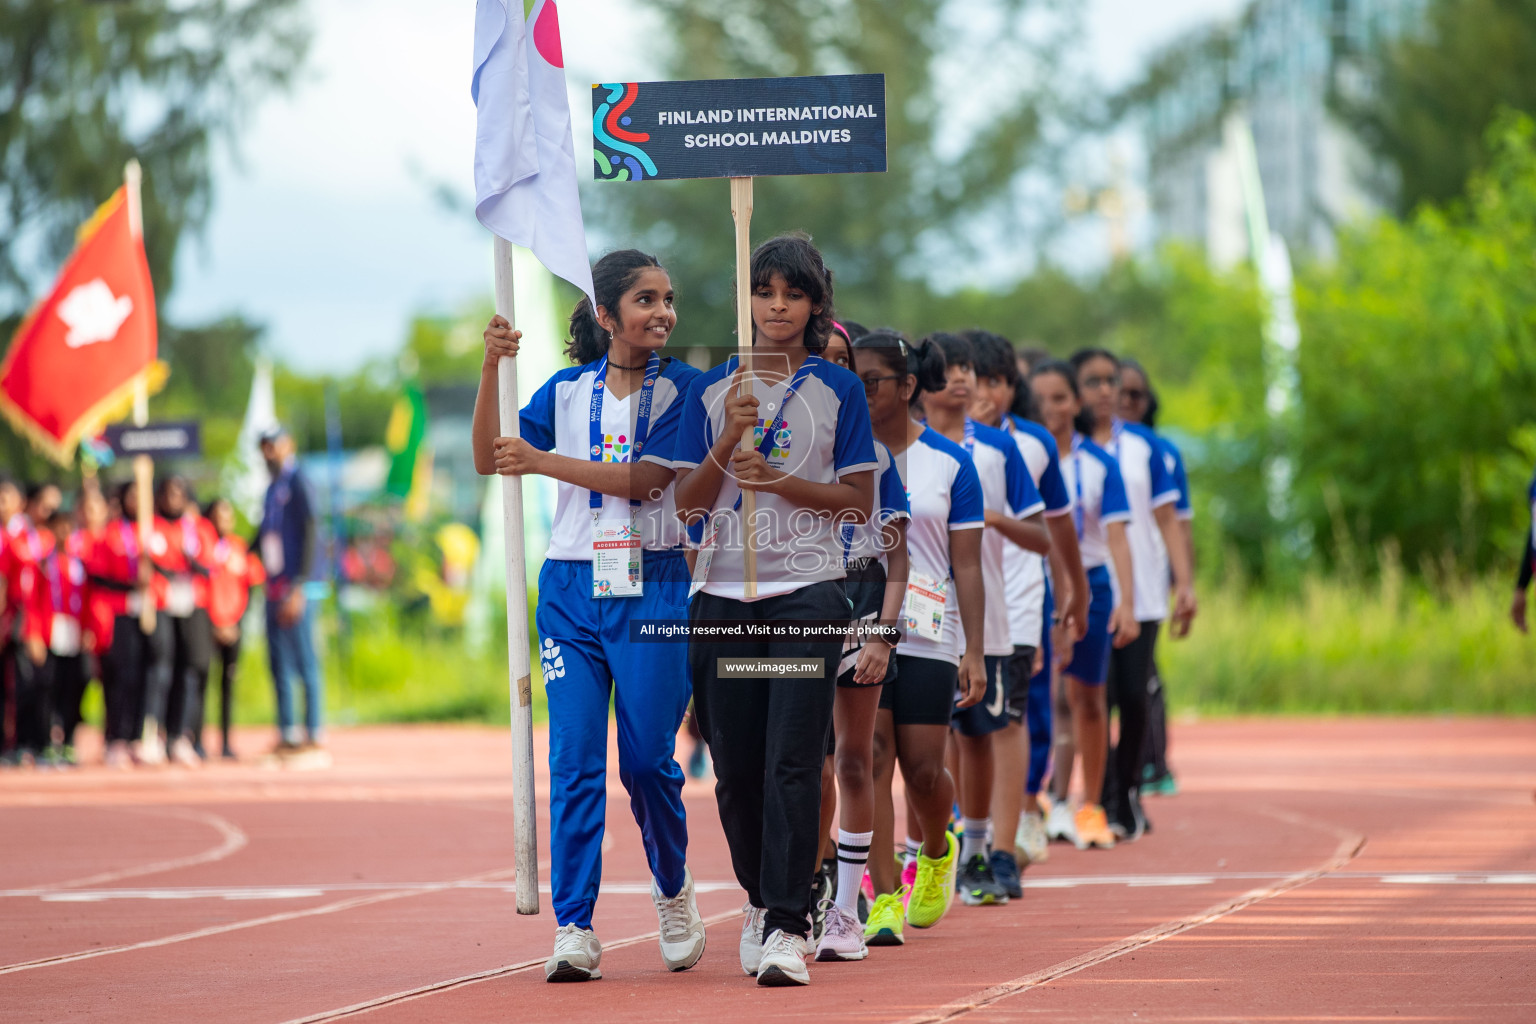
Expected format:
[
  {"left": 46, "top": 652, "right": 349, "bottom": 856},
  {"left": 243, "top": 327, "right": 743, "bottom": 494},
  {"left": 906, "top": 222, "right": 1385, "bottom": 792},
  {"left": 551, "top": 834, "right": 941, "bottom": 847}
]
[
  {"left": 592, "top": 73, "right": 886, "bottom": 182},
  {"left": 104, "top": 420, "right": 200, "bottom": 458}
]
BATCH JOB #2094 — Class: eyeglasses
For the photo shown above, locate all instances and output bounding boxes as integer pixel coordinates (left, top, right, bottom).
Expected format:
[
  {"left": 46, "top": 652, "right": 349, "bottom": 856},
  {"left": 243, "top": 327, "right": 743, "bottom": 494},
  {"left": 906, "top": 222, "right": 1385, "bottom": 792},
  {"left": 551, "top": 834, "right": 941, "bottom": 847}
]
[
  {"left": 861, "top": 374, "right": 903, "bottom": 394},
  {"left": 1121, "top": 387, "right": 1148, "bottom": 401},
  {"left": 1082, "top": 374, "right": 1120, "bottom": 391}
]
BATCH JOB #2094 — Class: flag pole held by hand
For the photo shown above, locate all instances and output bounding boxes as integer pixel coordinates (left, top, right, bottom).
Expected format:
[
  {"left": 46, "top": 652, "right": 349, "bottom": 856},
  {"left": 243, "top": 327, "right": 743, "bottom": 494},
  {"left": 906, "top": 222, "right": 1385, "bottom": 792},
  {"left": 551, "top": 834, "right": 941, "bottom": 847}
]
[
  {"left": 493, "top": 235, "right": 540, "bottom": 916},
  {"left": 730, "top": 177, "right": 758, "bottom": 600}
]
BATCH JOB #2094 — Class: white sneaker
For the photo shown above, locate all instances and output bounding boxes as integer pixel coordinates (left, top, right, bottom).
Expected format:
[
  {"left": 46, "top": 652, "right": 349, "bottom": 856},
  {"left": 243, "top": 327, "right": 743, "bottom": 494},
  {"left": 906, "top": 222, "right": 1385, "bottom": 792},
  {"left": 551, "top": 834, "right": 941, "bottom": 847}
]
[
  {"left": 652, "top": 867, "right": 706, "bottom": 972},
  {"left": 544, "top": 923, "right": 602, "bottom": 982},
  {"left": 739, "top": 903, "right": 767, "bottom": 976},
  {"left": 813, "top": 901, "right": 868, "bottom": 962},
  {"left": 1045, "top": 799, "right": 1078, "bottom": 846},
  {"left": 756, "top": 929, "right": 810, "bottom": 986},
  {"left": 169, "top": 737, "right": 201, "bottom": 768},
  {"left": 1016, "top": 811, "right": 1050, "bottom": 864}
]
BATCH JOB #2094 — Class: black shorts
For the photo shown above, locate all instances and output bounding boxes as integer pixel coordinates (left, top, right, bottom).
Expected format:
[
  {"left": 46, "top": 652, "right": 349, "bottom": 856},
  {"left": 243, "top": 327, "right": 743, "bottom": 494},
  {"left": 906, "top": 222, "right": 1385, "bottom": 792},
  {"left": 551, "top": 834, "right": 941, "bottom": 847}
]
[
  {"left": 952, "top": 654, "right": 1011, "bottom": 737},
  {"left": 838, "top": 559, "right": 898, "bottom": 689},
  {"left": 1005, "top": 645, "right": 1039, "bottom": 724},
  {"left": 879, "top": 654, "right": 956, "bottom": 726}
]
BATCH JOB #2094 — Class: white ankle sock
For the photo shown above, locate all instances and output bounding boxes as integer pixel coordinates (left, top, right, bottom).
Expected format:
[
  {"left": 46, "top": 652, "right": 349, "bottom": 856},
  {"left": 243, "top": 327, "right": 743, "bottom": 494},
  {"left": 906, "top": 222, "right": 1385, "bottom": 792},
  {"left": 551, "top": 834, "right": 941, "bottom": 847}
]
[
  {"left": 834, "top": 829, "right": 872, "bottom": 914},
  {"left": 903, "top": 836, "right": 921, "bottom": 866},
  {"left": 961, "top": 817, "right": 990, "bottom": 862}
]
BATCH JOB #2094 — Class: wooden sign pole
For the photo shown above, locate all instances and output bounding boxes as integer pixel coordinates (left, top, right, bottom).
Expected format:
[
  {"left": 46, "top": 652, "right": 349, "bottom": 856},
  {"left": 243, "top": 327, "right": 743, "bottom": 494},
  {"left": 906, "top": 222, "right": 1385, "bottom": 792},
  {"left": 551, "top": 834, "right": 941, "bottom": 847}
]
[{"left": 730, "top": 176, "right": 758, "bottom": 600}]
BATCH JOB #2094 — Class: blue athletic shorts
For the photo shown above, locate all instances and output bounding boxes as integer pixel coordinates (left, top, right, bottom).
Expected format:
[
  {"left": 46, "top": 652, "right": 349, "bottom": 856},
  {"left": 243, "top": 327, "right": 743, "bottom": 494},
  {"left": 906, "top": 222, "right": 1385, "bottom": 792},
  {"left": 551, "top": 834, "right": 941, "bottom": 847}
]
[{"left": 1065, "top": 565, "right": 1114, "bottom": 686}]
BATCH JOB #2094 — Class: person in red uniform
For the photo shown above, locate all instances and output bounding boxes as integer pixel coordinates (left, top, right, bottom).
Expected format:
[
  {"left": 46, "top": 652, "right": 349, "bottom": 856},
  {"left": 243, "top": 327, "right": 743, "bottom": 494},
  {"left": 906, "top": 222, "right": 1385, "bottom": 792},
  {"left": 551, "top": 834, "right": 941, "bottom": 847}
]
[
  {"left": 85, "top": 482, "right": 157, "bottom": 768},
  {"left": 4, "top": 482, "right": 62, "bottom": 765},
  {"left": 0, "top": 474, "right": 23, "bottom": 755},
  {"left": 204, "top": 497, "right": 264, "bottom": 760},
  {"left": 31, "top": 509, "right": 89, "bottom": 764},
  {"left": 149, "top": 476, "right": 216, "bottom": 767}
]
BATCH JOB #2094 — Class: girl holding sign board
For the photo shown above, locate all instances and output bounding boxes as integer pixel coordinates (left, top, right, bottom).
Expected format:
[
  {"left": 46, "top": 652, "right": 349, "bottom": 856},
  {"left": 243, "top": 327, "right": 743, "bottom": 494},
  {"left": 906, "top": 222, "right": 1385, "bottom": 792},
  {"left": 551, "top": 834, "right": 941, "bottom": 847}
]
[
  {"left": 672, "top": 235, "right": 876, "bottom": 987},
  {"left": 851, "top": 330, "right": 986, "bottom": 947},
  {"left": 472, "top": 250, "right": 706, "bottom": 984}
]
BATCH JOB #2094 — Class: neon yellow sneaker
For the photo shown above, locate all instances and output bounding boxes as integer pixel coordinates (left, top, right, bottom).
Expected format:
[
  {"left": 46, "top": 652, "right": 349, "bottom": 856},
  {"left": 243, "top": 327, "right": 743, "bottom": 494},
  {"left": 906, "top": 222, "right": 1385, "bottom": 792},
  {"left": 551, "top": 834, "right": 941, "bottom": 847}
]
[
  {"left": 863, "top": 889, "right": 907, "bottom": 946},
  {"left": 906, "top": 832, "right": 958, "bottom": 929}
]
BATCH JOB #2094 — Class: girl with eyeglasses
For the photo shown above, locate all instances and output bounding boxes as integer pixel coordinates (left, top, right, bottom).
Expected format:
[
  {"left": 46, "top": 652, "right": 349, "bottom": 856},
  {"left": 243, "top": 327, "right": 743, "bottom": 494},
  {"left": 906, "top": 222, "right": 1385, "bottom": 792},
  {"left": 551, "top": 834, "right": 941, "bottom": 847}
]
[
  {"left": 1117, "top": 358, "right": 1194, "bottom": 797},
  {"left": 850, "top": 330, "right": 985, "bottom": 946}
]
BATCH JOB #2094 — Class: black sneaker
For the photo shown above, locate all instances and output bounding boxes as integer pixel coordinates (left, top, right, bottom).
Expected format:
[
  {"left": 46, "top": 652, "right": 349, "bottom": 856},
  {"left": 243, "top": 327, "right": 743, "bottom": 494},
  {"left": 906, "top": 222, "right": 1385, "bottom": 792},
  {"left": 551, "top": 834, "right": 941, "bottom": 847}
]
[
  {"left": 958, "top": 853, "right": 1009, "bottom": 906},
  {"left": 989, "top": 849, "right": 1023, "bottom": 900},
  {"left": 810, "top": 861, "right": 835, "bottom": 940},
  {"left": 1109, "top": 789, "right": 1149, "bottom": 842}
]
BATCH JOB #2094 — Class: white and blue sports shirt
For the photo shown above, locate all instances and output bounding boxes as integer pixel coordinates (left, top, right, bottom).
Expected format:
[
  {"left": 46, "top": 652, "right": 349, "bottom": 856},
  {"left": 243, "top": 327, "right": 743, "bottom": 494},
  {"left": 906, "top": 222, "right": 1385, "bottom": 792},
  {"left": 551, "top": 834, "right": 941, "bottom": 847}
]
[
  {"left": 671, "top": 354, "right": 878, "bottom": 602},
  {"left": 520, "top": 355, "right": 699, "bottom": 562},
  {"left": 895, "top": 427, "right": 985, "bottom": 666}
]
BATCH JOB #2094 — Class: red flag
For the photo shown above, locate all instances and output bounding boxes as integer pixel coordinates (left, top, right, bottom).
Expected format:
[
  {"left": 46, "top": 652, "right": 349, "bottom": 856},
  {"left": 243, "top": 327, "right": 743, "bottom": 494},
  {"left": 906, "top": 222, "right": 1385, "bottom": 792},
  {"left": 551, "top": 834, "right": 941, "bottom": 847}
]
[{"left": 0, "top": 185, "right": 166, "bottom": 465}]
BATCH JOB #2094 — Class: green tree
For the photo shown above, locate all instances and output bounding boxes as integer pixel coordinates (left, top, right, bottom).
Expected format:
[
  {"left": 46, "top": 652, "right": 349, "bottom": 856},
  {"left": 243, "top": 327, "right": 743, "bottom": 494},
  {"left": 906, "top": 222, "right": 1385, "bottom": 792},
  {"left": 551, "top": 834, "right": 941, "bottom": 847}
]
[
  {"left": 1336, "top": 0, "right": 1536, "bottom": 213},
  {"left": 1293, "top": 111, "right": 1536, "bottom": 572},
  {"left": 589, "top": 0, "right": 1083, "bottom": 345},
  {"left": 0, "top": 0, "right": 309, "bottom": 313}
]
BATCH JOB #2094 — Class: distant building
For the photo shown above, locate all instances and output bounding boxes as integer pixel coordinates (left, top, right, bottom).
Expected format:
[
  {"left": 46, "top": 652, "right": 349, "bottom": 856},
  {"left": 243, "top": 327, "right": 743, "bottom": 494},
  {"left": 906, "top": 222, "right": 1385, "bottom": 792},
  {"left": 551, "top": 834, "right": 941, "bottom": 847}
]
[{"left": 1133, "top": 0, "right": 1424, "bottom": 263}]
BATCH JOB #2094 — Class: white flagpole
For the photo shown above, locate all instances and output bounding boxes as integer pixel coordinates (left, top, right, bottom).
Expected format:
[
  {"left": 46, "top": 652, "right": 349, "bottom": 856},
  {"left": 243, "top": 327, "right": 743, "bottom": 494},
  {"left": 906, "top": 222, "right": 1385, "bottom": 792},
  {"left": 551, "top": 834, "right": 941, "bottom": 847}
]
[{"left": 493, "top": 234, "right": 539, "bottom": 916}]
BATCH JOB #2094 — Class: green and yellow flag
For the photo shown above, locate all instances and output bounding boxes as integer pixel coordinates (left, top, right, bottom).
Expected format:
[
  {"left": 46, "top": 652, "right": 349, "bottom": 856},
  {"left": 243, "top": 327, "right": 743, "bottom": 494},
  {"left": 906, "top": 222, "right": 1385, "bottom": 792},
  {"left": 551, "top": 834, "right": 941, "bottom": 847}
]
[{"left": 385, "top": 383, "right": 432, "bottom": 520}]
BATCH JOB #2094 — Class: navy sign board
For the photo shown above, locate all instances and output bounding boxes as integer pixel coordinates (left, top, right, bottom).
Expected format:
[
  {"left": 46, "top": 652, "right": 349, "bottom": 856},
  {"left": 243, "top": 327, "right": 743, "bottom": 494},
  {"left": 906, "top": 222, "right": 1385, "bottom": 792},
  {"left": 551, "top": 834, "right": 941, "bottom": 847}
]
[
  {"left": 104, "top": 421, "right": 201, "bottom": 459},
  {"left": 592, "top": 74, "right": 886, "bottom": 181}
]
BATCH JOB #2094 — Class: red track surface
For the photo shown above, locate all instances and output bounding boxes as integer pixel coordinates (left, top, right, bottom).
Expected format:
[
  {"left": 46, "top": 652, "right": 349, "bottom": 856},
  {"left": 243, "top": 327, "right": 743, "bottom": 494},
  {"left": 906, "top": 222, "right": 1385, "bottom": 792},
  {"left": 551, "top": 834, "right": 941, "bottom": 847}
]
[{"left": 2, "top": 718, "right": 1533, "bottom": 1023}]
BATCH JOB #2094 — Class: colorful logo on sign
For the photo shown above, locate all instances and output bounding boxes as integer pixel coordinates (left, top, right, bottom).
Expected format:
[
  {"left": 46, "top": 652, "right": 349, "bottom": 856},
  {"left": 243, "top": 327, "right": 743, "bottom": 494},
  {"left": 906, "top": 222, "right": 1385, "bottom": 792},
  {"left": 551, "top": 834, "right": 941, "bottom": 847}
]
[
  {"left": 594, "top": 82, "right": 658, "bottom": 181},
  {"left": 752, "top": 420, "right": 792, "bottom": 460}
]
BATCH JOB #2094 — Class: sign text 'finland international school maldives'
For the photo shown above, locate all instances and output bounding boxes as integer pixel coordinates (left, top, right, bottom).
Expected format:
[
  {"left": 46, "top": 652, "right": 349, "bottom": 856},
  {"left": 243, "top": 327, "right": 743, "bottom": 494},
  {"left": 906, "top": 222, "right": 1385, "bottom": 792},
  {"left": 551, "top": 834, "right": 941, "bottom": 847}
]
[{"left": 592, "top": 74, "right": 887, "bottom": 181}]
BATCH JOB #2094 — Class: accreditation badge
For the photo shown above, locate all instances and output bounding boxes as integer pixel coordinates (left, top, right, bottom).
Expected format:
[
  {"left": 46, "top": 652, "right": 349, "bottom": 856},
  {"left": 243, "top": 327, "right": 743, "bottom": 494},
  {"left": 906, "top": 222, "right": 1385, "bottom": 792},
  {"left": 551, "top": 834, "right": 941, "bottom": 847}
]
[
  {"left": 902, "top": 569, "right": 949, "bottom": 643},
  {"left": 50, "top": 613, "right": 82, "bottom": 657},
  {"left": 688, "top": 515, "right": 721, "bottom": 599},
  {"left": 592, "top": 508, "right": 643, "bottom": 599}
]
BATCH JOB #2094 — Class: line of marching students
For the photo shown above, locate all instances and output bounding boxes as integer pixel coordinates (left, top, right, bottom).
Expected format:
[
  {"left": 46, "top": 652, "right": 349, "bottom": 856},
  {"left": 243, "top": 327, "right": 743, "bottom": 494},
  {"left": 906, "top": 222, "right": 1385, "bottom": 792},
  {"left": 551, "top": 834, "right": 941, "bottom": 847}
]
[
  {"left": 0, "top": 475, "right": 265, "bottom": 769},
  {"left": 473, "top": 234, "right": 1197, "bottom": 987}
]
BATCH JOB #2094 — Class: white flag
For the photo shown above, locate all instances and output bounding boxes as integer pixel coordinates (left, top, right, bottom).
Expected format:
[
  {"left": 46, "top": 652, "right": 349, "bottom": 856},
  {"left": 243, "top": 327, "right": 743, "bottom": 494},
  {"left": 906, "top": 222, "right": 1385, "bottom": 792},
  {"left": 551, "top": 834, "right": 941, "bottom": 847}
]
[
  {"left": 472, "top": 0, "right": 594, "bottom": 305},
  {"left": 224, "top": 356, "right": 278, "bottom": 521}
]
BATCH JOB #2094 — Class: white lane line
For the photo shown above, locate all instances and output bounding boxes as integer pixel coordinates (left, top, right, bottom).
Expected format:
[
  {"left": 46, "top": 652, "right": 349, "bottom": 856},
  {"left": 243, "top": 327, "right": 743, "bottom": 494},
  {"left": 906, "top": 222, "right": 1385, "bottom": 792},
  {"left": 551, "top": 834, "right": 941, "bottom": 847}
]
[
  {"left": 895, "top": 814, "right": 1367, "bottom": 1024},
  {"left": 274, "top": 908, "right": 746, "bottom": 1024},
  {"left": 18, "top": 871, "right": 1535, "bottom": 905},
  {"left": 0, "top": 867, "right": 517, "bottom": 976},
  {"left": 12, "top": 806, "right": 248, "bottom": 895}
]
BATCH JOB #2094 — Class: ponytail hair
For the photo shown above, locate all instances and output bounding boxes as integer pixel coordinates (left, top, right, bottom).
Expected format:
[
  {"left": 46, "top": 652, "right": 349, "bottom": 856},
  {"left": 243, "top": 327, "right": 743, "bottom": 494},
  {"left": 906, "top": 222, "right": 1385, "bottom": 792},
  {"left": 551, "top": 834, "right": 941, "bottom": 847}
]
[
  {"left": 749, "top": 233, "right": 835, "bottom": 352},
  {"left": 851, "top": 328, "right": 948, "bottom": 396},
  {"left": 565, "top": 249, "right": 665, "bottom": 364}
]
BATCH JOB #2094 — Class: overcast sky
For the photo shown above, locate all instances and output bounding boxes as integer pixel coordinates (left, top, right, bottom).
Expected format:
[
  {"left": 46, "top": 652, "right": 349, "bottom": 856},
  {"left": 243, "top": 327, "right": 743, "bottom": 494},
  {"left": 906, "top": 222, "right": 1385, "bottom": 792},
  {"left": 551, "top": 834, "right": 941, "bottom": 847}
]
[{"left": 168, "top": 0, "right": 1247, "bottom": 373}]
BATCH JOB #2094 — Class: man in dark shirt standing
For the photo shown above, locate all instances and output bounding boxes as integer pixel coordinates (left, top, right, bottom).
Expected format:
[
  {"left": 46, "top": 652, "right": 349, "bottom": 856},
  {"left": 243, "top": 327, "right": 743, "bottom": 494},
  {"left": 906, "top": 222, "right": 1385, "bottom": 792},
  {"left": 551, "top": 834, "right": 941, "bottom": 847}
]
[{"left": 258, "top": 426, "right": 325, "bottom": 754}]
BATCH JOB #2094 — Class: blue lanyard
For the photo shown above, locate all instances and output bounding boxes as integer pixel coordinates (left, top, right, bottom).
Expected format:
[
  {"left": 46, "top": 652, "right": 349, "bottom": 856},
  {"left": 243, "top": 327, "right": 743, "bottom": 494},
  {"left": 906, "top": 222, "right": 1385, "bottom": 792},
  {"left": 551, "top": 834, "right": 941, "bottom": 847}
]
[
  {"left": 588, "top": 352, "right": 660, "bottom": 511},
  {"left": 731, "top": 355, "right": 818, "bottom": 512},
  {"left": 1070, "top": 433, "right": 1086, "bottom": 540},
  {"left": 962, "top": 417, "right": 976, "bottom": 455}
]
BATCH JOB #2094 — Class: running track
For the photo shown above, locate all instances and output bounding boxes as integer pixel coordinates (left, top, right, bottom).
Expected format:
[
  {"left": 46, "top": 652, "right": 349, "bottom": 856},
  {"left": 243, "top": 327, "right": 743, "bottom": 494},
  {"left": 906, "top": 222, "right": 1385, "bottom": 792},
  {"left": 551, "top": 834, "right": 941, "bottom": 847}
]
[{"left": 2, "top": 718, "right": 1533, "bottom": 1022}]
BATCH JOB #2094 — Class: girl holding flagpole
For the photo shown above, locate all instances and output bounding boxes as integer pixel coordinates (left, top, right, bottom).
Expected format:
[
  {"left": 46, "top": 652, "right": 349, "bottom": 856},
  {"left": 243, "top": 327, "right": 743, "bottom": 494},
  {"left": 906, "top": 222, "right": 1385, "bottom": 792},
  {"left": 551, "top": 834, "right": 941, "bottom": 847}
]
[
  {"left": 672, "top": 234, "right": 877, "bottom": 987},
  {"left": 472, "top": 249, "right": 706, "bottom": 984}
]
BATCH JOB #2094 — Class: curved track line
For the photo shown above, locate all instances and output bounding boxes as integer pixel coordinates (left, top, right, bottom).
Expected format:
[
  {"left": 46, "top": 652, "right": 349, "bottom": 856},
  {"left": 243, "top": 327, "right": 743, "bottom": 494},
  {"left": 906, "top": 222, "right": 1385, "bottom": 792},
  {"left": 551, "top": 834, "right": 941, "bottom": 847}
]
[
  {"left": 275, "top": 908, "right": 746, "bottom": 1024},
  {"left": 0, "top": 867, "right": 517, "bottom": 976},
  {"left": 13, "top": 806, "right": 248, "bottom": 895},
  {"left": 896, "top": 819, "right": 1366, "bottom": 1024}
]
